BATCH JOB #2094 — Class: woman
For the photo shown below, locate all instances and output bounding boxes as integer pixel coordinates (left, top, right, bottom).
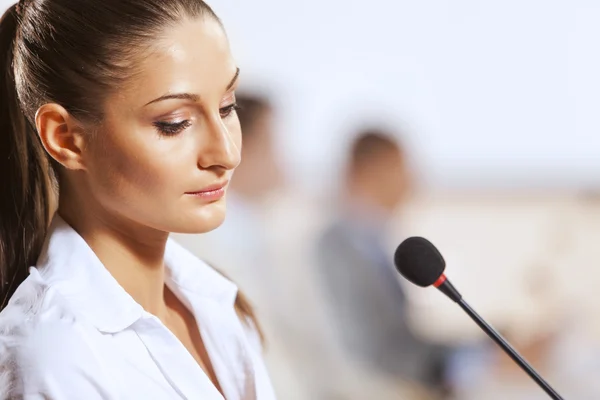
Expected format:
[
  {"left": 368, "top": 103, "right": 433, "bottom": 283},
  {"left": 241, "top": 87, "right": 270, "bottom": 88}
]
[{"left": 0, "top": 1, "right": 276, "bottom": 399}]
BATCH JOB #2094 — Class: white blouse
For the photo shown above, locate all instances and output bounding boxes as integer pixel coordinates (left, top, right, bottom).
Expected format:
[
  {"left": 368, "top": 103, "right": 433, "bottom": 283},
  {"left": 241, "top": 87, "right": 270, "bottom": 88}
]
[{"left": 0, "top": 216, "right": 277, "bottom": 400}]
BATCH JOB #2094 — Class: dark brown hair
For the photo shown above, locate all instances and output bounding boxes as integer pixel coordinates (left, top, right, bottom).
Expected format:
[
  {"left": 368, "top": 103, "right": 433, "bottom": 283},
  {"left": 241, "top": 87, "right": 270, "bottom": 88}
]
[
  {"left": 235, "top": 92, "right": 271, "bottom": 140},
  {"left": 348, "top": 128, "right": 404, "bottom": 174},
  {"left": 0, "top": 0, "right": 261, "bottom": 334}
]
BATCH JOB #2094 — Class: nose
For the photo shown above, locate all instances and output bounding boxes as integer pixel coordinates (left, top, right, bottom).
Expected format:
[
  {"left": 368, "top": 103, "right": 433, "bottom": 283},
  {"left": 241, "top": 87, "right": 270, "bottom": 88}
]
[{"left": 196, "top": 113, "right": 241, "bottom": 171}]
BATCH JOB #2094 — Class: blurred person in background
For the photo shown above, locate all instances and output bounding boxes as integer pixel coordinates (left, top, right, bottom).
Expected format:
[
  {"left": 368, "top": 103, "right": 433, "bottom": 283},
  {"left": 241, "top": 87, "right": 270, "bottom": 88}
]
[
  {"left": 174, "top": 92, "right": 283, "bottom": 299},
  {"left": 315, "top": 128, "right": 450, "bottom": 398},
  {"left": 172, "top": 92, "right": 314, "bottom": 398},
  {"left": 205, "top": 93, "right": 282, "bottom": 265}
]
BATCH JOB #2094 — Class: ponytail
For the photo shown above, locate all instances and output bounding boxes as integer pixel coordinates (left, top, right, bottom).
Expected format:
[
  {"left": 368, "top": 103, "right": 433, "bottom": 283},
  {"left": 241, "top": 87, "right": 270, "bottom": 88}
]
[
  {"left": 0, "top": 5, "right": 53, "bottom": 309},
  {"left": 211, "top": 266, "right": 266, "bottom": 345},
  {"left": 234, "top": 287, "right": 266, "bottom": 346}
]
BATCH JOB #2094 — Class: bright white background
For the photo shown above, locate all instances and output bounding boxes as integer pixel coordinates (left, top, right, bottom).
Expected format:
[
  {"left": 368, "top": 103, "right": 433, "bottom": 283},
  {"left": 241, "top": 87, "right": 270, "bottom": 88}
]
[
  {"left": 213, "top": 0, "right": 599, "bottom": 192},
  {"left": 2, "top": 0, "right": 599, "bottom": 191}
]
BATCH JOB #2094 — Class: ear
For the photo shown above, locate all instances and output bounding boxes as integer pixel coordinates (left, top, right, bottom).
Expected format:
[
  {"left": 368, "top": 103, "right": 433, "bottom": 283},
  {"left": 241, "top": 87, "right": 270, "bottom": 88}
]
[{"left": 35, "top": 103, "right": 88, "bottom": 171}]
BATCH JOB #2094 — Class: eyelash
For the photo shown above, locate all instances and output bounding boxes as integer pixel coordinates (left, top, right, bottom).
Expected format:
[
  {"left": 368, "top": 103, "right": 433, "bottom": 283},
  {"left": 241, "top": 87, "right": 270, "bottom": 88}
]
[
  {"left": 220, "top": 102, "right": 241, "bottom": 118},
  {"left": 153, "top": 120, "right": 192, "bottom": 136},
  {"left": 153, "top": 103, "right": 240, "bottom": 136}
]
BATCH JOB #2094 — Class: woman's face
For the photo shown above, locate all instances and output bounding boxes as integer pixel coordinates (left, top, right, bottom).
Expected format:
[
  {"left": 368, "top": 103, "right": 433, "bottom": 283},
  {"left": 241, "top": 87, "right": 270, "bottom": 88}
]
[{"left": 84, "top": 17, "right": 241, "bottom": 234}]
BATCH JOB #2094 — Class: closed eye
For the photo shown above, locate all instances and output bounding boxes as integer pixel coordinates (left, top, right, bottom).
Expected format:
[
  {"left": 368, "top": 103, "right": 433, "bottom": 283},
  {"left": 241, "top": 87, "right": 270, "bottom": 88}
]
[
  {"left": 153, "top": 120, "right": 192, "bottom": 136},
  {"left": 220, "top": 103, "right": 240, "bottom": 119}
]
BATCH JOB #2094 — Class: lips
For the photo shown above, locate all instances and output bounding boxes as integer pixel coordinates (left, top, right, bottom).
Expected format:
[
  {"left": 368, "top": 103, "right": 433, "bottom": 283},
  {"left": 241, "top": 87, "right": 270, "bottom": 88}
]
[{"left": 186, "top": 181, "right": 228, "bottom": 195}]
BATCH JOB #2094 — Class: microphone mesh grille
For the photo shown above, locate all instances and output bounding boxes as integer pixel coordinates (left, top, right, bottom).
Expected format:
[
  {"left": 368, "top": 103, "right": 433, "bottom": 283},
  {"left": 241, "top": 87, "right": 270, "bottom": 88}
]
[{"left": 394, "top": 237, "right": 446, "bottom": 287}]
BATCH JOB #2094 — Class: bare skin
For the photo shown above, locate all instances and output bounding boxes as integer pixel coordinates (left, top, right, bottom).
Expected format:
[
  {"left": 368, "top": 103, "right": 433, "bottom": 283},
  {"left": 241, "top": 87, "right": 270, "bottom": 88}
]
[{"left": 35, "top": 16, "right": 240, "bottom": 394}]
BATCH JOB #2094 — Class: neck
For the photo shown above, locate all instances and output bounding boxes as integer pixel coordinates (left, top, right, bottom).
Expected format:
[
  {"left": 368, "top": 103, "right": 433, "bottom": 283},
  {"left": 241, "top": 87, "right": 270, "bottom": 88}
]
[
  {"left": 58, "top": 194, "right": 170, "bottom": 318},
  {"left": 346, "top": 184, "right": 395, "bottom": 218}
]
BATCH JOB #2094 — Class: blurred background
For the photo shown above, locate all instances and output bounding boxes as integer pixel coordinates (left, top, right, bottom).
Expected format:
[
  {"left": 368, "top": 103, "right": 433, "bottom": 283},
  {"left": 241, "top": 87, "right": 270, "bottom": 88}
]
[
  {"left": 174, "top": 1, "right": 600, "bottom": 398},
  {"left": 4, "top": 0, "right": 600, "bottom": 398}
]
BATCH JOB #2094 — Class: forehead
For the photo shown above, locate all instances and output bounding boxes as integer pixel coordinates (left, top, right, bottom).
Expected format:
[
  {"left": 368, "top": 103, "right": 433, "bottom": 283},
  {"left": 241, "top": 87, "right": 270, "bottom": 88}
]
[{"left": 117, "top": 17, "right": 236, "bottom": 105}]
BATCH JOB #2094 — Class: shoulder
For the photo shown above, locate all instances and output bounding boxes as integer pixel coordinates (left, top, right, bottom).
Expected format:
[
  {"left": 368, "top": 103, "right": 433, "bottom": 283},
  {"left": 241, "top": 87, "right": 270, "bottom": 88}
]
[
  {"left": 0, "top": 272, "right": 111, "bottom": 399},
  {"left": 317, "top": 219, "right": 357, "bottom": 250}
]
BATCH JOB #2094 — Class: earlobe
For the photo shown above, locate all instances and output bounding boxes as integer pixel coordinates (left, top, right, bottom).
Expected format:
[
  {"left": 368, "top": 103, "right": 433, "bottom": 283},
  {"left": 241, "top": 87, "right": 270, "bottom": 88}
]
[{"left": 35, "top": 104, "right": 87, "bottom": 171}]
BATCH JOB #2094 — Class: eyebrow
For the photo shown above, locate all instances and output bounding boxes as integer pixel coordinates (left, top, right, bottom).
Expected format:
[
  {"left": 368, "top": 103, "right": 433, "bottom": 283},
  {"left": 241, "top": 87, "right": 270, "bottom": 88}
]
[
  {"left": 226, "top": 67, "right": 240, "bottom": 90},
  {"left": 144, "top": 67, "right": 240, "bottom": 107}
]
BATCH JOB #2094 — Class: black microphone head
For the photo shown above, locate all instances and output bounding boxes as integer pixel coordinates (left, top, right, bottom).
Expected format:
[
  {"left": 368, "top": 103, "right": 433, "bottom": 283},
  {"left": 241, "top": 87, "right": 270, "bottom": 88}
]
[{"left": 394, "top": 237, "right": 446, "bottom": 287}]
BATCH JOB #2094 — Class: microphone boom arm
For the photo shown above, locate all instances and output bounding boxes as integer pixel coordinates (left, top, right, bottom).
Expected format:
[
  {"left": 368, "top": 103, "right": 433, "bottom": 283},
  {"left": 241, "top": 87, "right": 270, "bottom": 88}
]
[{"left": 457, "top": 297, "right": 564, "bottom": 400}]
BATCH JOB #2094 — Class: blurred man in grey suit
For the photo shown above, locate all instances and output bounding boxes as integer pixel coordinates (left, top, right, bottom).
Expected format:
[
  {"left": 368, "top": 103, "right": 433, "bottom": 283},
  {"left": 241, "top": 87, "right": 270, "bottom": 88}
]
[{"left": 315, "top": 129, "right": 449, "bottom": 394}]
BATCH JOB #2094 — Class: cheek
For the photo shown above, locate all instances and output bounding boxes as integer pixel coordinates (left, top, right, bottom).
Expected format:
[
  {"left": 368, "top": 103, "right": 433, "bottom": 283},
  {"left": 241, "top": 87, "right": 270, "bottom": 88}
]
[{"left": 86, "top": 128, "right": 188, "bottom": 210}]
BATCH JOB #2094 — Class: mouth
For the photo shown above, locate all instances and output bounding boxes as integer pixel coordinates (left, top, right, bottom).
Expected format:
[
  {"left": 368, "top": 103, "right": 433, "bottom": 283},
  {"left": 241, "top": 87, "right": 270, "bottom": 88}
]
[{"left": 185, "top": 181, "right": 228, "bottom": 201}]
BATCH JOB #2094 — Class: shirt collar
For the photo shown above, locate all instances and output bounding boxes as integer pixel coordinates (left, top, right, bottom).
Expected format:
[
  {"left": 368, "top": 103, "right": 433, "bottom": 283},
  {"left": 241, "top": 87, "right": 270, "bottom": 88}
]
[
  {"left": 36, "top": 215, "right": 238, "bottom": 334},
  {"left": 164, "top": 238, "right": 238, "bottom": 307}
]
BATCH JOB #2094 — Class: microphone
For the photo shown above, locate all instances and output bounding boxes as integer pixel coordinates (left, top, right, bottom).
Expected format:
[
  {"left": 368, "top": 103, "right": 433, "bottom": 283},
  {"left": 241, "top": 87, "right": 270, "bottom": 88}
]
[{"left": 394, "top": 237, "right": 564, "bottom": 400}]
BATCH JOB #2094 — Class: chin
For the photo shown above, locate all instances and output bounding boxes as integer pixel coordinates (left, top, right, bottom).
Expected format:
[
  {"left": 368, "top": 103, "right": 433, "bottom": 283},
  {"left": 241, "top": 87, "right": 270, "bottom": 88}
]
[{"left": 172, "top": 200, "right": 227, "bottom": 234}]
